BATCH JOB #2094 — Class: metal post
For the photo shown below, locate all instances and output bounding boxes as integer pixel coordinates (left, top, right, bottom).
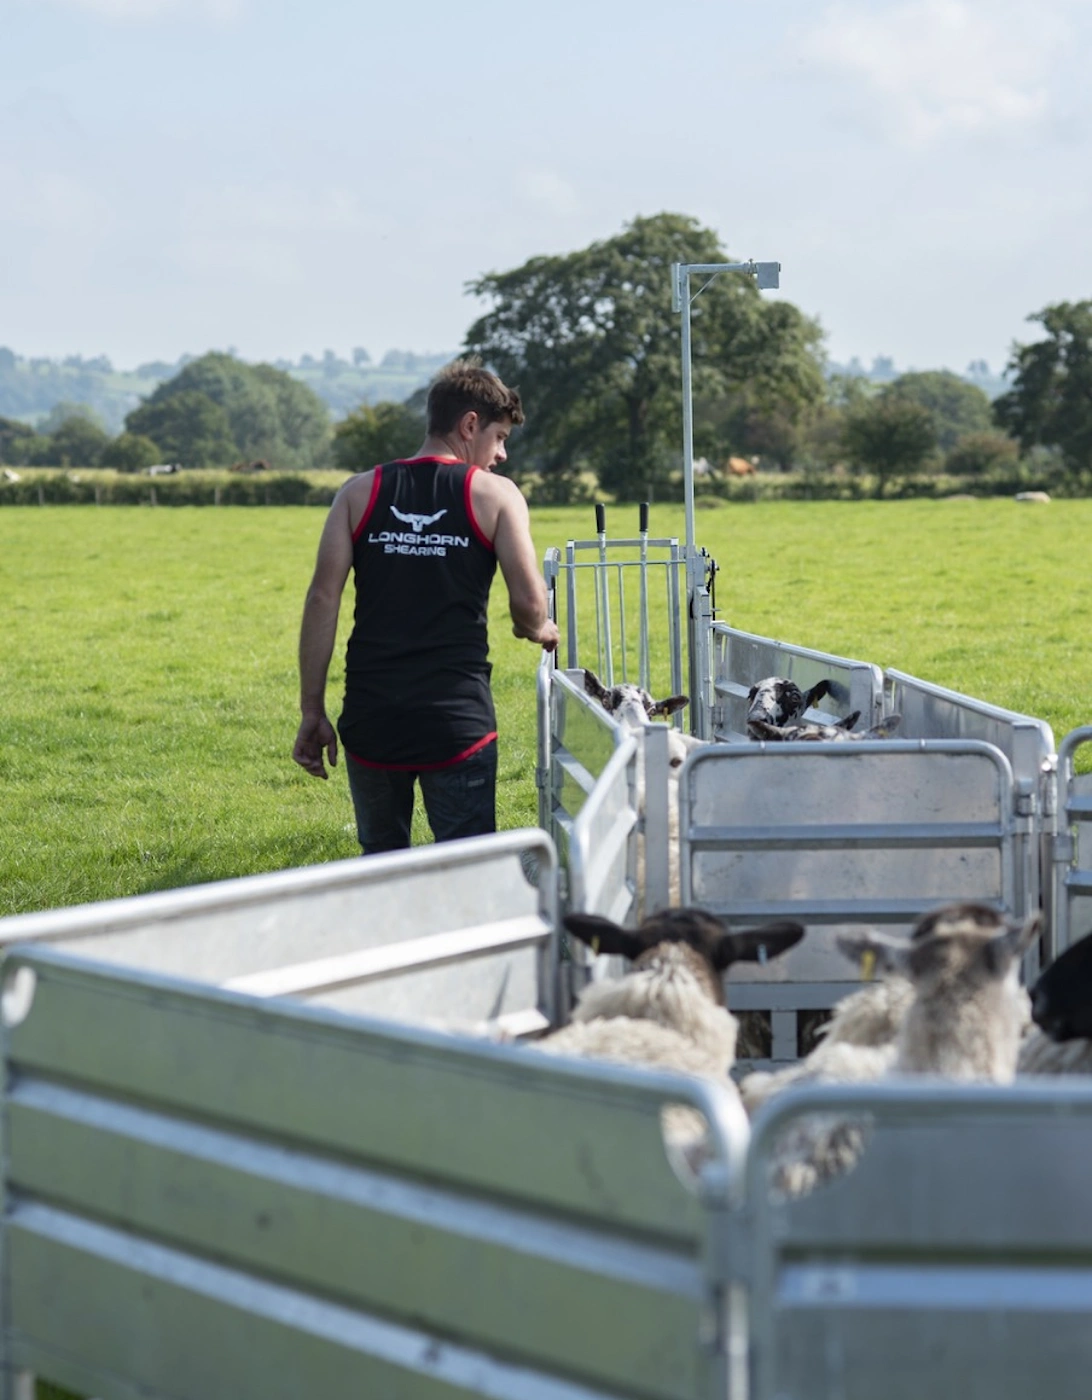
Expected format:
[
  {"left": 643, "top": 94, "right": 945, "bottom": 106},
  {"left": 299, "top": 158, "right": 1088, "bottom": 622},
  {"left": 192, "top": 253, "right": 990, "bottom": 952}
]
[{"left": 639, "top": 502, "right": 650, "bottom": 692}]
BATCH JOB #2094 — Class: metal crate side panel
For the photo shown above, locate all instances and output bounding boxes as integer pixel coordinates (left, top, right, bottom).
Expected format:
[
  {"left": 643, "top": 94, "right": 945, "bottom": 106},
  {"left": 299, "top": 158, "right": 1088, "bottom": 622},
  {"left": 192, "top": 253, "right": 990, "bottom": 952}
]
[
  {"left": 0, "top": 831, "right": 558, "bottom": 1033},
  {"left": 1053, "top": 726, "right": 1092, "bottom": 957},
  {"left": 712, "top": 625, "right": 883, "bottom": 741},
  {"left": 746, "top": 1081, "right": 1092, "bottom": 1400},
  {"left": 679, "top": 742, "right": 1016, "bottom": 987},
  {"left": 0, "top": 950, "right": 750, "bottom": 1400}
]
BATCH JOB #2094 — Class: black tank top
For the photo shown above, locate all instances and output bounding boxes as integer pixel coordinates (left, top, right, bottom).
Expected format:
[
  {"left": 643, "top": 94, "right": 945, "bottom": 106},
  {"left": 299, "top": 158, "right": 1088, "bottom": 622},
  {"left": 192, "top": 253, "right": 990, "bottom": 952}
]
[{"left": 338, "top": 458, "right": 498, "bottom": 767}]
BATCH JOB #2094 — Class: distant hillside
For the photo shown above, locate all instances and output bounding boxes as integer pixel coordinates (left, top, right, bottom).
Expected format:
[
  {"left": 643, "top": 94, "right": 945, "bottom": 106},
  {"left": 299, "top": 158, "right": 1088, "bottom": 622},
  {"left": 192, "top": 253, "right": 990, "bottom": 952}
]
[
  {"left": 0, "top": 347, "right": 456, "bottom": 434},
  {"left": 828, "top": 354, "right": 1012, "bottom": 400}
]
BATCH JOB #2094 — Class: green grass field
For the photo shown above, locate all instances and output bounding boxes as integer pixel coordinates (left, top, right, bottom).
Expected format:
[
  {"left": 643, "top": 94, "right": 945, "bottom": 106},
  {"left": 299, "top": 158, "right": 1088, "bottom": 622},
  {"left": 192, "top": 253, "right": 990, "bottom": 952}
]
[{"left": 2, "top": 498, "right": 1091, "bottom": 917}]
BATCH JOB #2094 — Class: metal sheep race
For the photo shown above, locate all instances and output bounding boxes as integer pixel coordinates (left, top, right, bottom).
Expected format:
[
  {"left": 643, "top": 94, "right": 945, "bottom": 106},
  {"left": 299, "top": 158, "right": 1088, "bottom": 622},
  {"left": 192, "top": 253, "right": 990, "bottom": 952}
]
[{"left": 3, "top": 259, "right": 1092, "bottom": 1398}]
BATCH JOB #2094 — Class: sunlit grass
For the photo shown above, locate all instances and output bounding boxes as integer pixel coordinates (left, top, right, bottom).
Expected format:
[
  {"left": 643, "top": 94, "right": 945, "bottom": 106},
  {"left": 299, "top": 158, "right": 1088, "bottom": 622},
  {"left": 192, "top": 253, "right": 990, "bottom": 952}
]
[{"left": 2, "top": 498, "right": 1090, "bottom": 917}]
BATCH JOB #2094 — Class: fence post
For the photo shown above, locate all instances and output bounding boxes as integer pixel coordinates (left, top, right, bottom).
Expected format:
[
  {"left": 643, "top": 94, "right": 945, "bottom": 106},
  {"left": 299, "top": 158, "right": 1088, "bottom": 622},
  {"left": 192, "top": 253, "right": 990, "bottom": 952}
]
[
  {"left": 215, "top": 486, "right": 222, "bottom": 506},
  {"left": 150, "top": 486, "right": 157, "bottom": 507},
  {"left": 38, "top": 484, "right": 44, "bottom": 507}
]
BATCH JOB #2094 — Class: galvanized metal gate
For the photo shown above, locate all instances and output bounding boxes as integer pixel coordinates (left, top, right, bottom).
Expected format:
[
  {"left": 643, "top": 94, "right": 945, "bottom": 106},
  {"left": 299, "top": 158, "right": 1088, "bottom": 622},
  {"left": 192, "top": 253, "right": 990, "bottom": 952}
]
[{"left": 1051, "top": 725, "right": 1092, "bottom": 956}]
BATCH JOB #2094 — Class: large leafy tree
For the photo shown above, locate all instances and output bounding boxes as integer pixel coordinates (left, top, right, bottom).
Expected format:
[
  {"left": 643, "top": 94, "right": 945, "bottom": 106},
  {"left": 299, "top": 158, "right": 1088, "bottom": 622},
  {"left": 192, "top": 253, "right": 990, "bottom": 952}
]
[
  {"left": 885, "top": 370, "right": 992, "bottom": 451},
  {"left": 127, "top": 390, "right": 236, "bottom": 469},
  {"left": 464, "top": 213, "right": 825, "bottom": 497},
  {"left": 126, "top": 353, "right": 331, "bottom": 470},
  {"left": 333, "top": 399, "right": 425, "bottom": 473},
  {"left": 842, "top": 395, "right": 938, "bottom": 498},
  {"left": 994, "top": 301, "right": 1092, "bottom": 474}
]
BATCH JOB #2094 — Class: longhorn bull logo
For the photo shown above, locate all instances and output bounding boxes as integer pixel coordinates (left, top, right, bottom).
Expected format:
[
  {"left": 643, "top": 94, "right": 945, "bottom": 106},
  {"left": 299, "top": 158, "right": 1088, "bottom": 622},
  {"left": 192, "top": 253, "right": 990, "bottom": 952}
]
[{"left": 390, "top": 506, "right": 448, "bottom": 533}]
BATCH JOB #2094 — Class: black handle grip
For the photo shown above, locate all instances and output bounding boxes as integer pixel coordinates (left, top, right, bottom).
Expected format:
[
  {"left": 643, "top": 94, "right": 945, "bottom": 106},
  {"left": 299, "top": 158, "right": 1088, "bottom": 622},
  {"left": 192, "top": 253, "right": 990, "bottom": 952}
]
[
  {"left": 639, "top": 502, "right": 649, "bottom": 533},
  {"left": 595, "top": 503, "right": 606, "bottom": 534}
]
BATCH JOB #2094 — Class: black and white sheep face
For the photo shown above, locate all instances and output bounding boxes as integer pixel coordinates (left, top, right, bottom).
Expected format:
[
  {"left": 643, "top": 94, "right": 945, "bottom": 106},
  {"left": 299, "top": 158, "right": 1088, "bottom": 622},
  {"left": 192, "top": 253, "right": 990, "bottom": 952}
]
[
  {"left": 563, "top": 908, "right": 806, "bottom": 1005},
  {"left": 747, "top": 677, "right": 818, "bottom": 729},
  {"left": 1030, "top": 928, "right": 1092, "bottom": 1042},
  {"left": 583, "top": 668, "right": 689, "bottom": 727},
  {"left": 837, "top": 902, "right": 1041, "bottom": 989},
  {"left": 748, "top": 714, "right": 901, "bottom": 743}
]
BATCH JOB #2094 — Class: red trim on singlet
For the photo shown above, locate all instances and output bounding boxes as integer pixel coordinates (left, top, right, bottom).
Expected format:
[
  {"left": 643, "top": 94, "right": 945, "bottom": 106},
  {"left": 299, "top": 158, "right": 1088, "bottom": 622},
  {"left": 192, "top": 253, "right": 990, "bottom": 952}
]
[
  {"left": 351, "top": 466, "right": 383, "bottom": 542},
  {"left": 346, "top": 731, "right": 497, "bottom": 772},
  {"left": 464, "top": 465, "right": 494, "bottom": 551}
]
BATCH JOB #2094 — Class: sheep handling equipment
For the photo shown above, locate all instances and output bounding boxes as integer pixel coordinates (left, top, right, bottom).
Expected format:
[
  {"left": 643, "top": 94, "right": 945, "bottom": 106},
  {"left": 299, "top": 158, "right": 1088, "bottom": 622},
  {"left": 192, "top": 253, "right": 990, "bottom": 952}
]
[
  {"left": 537, "top": 498, "right": 1092, "bottom": 1066},
  {"left": 3, "top": 258, "right": 1092, "bottom": 1397}
]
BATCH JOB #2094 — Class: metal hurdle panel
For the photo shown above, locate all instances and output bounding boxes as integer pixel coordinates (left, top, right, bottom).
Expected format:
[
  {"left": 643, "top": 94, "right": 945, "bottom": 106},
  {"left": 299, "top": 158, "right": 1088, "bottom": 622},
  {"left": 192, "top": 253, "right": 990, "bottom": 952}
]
[
  {"left": 712, "top": 624, "right": 884, "bottom": 742},
  {"left": 0, "top": 944, "right": 752, "bottom": 1400},
  {"left": 678, "top": 740, "right": 1019, "bottom": 1063},
  {"left": 542, "top": 504, "right": 690, "bottom": 723},
  {"left": 885, "top": 668, "right": 1055, "bottom": 974},
  {"left": 0, "top": 830, "right": 559, "bottom": 1042},
  {"left": 745, "top": 1080, "right": 1092, "bottom": 1400},
  {"left": 538, "top": 664, "right": 643, "bottom": 930},
  {"left": 1051, "top": 726, "right": 1092, "bottom": 956}
]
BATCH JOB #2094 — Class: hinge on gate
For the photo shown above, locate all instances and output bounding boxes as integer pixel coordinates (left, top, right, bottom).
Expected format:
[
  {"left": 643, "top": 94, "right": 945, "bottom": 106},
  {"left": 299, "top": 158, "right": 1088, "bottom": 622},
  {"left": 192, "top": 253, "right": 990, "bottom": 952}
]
[
  {"left": 1054, "top": 833, "right": 1076, "bottom": 865},
  {"left": 706, "top": 1205, "right": 751, "bottom": 1287},
  {"left": 534, "top": 766, "right": 549, "bottom": 791}
]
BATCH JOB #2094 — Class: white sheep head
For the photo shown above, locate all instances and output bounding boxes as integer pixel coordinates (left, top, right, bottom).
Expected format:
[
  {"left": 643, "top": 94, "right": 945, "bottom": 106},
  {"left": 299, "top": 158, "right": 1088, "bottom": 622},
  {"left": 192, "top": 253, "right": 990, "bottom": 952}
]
[
  {"left": 564, "top": 907, "right": 805, "bottom": 1007},
  {"left": 583, "top": 668, "right": 689, "bottom": 730}
]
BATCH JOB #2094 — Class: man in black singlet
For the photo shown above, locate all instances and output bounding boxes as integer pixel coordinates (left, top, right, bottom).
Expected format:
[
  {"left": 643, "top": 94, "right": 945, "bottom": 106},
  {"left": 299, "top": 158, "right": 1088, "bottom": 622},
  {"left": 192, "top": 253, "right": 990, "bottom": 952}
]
[{"left": 292, "top": 360, "right": 558, "bottom": 853}]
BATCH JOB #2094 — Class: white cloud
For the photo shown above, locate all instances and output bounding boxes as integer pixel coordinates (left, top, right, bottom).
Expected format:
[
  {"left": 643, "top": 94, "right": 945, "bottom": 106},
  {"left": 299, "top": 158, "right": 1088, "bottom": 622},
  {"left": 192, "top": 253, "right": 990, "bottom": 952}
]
[
  {"left": 516, "top": 170, "right": 579, "bottom": 217},
  {"left": 34, "top": 0, "right": 244, "bottom": 22},
  {"left": 797, "top": 0, "right": 1069, "bottom": 146}
]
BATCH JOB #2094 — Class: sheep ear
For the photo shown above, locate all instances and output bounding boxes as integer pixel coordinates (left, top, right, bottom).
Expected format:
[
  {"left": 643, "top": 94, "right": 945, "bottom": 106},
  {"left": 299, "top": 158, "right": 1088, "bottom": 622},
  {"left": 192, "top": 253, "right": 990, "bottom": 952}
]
[
  {"left": 984, "top": 911, "right": 1043, "bottom": 975},
  {"left": 714, "top": 920, "right": 806, "bottom": 970},
  {"left": 747, "top": 683, "right": 758, "bottom": 702},
  {"left": 748, "top": 719, "right": 787, "bottom": 741},
  {"left": 650, "top": 693, "right": 689, "bottom": 717},
  {"left": 836, "top": 711, "right": 861, "bottom": 731},
  {"left": 583, "top": 669, "right": 611, "bottom": 706},
  {"left": 802, "top": 679, "right": 832, "bottom": 709},
  {"left": 562, "top": 914, "right": 644, "bottom": 961},
  {"left": 836, "top": 931, "right": 910, "bottom": 975},
  {"left": 868, "top": 714, "right": 902, "bottom": 738}
]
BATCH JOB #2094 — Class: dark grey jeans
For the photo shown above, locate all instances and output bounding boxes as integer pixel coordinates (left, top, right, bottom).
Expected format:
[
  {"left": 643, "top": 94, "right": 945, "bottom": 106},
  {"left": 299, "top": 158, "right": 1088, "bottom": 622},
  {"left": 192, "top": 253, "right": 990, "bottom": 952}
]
[{"left": 345, "top": 741, "right": 498, "bottom": 855}]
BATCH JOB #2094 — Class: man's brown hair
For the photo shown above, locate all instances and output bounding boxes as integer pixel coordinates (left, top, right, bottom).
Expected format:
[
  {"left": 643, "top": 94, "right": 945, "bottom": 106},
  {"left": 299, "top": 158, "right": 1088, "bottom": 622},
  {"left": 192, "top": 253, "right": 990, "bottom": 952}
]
[{"left": 426, "top": 358, "right": 524, "bottom": 435}]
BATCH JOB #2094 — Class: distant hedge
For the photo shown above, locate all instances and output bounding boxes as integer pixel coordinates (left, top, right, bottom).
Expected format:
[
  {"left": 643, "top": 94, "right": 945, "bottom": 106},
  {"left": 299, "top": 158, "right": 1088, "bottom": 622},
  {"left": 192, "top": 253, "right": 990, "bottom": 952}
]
[{"left": 0, "top": 471, "right": 346, "bottom": 507}]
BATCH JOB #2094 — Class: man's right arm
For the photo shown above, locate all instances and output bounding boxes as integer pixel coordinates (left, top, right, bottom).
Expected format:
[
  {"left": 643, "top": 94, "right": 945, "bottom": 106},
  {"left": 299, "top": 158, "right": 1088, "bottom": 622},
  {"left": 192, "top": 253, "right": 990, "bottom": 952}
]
[
  {"left": 490, "top": 477, "right": 559, "bottom": 651},
  {"left": 292, "top": 487, "right": 354, "bottom": 778}
]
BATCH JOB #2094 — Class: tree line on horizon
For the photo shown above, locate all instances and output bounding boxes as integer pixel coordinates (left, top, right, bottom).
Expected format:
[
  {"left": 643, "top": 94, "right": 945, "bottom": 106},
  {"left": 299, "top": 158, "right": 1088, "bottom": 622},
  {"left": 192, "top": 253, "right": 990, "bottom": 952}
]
[{"left": 1, "top": 213, "right": 1089, "bottom": 500}]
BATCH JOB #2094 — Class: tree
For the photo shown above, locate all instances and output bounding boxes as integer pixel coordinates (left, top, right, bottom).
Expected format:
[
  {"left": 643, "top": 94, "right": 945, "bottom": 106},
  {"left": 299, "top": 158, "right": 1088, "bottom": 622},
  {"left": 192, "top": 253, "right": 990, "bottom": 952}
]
[
  {"left": 842, "top": 395, "right": 937, "bottom": 498},
  {"left": 885, "top": 370, "right": 992, "bottom": 451},
  {"left": 0, "top": 415, "right": 34, "bottom": 464},
  {"left": 100, "top": 432, "right": 163, "bottom": 473},
  {"left": 46, "top": 415, "right": 111, "bottom": 467},
  {"left": 126, "top": 390, "right": 236, "bottom": 468},
  {"left": 126, "top": 352, "right": 332, "bottom": 470},
  {"left": 994, "top": 301, "right": 1092, "bottom": 474},
  {"left": 464, "top": 212, "right": 826, "bottom": 498},
  {"left": 38, "top": 401, "right": 105, "bottom": 435},
  {"left": 945, "top": 430, "right": 1020, "bottom": 479},
  {"left": 333, "top": 400, "right": 425, "bottom": 472}
]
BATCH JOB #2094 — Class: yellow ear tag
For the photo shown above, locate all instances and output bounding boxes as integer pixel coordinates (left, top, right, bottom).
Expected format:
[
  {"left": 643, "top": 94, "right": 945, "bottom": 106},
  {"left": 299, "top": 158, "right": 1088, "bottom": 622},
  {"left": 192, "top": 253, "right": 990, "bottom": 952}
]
[
  {"left": 592, "top": 936, "right": 601, "bottom": 957},
  {"left": 860, "top": 948, "right": 876, "bottom": 982}
]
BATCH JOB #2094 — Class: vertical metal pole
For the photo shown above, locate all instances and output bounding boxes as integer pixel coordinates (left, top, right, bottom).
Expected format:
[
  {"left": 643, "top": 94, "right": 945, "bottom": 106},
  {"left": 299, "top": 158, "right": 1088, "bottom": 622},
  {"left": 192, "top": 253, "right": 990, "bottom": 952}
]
[
  {"left": 674, "top": 263, "right": 697, "bottom": 560},
  {"left": 595, "top": 502, "right": 614, "bottom": 683},
  {"left": 565, "top": 540, "right": 578, "bottom": 670},
  {"left": 616, "top": 564, "right": 628, "bottom": 682},
  {"left": 638, "top": 501, "right": 650, "bottom": 692}
]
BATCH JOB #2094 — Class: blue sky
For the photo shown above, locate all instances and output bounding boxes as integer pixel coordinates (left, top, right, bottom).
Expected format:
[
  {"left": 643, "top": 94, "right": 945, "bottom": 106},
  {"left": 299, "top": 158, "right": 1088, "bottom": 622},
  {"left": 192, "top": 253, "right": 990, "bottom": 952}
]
[{"left": 2, "top": 0, "right": 1089, "bottom": 376}]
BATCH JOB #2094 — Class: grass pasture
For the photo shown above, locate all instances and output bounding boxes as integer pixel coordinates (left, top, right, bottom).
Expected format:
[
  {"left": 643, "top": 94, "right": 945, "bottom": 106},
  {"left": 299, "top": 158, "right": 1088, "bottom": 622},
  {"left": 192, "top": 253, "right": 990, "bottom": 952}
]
[{"left": 2, "top": 497, "right": 1091, "bottom": 918}]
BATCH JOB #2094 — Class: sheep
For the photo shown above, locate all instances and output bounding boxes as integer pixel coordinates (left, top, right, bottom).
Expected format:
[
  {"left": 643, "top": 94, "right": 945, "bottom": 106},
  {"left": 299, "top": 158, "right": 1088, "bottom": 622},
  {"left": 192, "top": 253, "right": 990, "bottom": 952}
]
[
  {"left": 761, "top": 902, "right": 1038, "bottom": 1197},
  {"left": 535, "top": 908, "right": 805, "bottom": 1160},
  {"left": 1017, "top": 927, "right": 1092, "bottom": 1075},
  {"left": 739, "top": 974, "right": 914, "bottom": 1116},
  {"left": 582, "top": 668, "right": 696, "bottom": 912},
  {"left": 745, "top": 675, "right": 847, "bottom": 733},
  {"left": 748, "top": 713, "right": 902, "bottom": 743}
]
